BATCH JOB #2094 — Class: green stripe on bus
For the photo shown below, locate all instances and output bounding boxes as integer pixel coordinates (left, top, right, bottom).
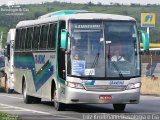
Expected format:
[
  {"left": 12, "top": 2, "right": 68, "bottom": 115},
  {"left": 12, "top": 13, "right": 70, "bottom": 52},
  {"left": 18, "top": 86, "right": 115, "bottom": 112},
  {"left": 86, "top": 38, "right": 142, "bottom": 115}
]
[
  {"left": 36, "top": 63, "right": 51, "bottom": 82},
  {"left": 15, "top": 56, "right": 34, "bottom": 63}
]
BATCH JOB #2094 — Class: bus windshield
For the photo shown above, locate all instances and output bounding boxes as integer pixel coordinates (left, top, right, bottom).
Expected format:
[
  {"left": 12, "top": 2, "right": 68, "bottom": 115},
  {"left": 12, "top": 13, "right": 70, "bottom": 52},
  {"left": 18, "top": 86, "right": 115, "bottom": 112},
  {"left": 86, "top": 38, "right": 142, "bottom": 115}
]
[{"left": 68, "top": 20, "right": 140, "bottom": 79}]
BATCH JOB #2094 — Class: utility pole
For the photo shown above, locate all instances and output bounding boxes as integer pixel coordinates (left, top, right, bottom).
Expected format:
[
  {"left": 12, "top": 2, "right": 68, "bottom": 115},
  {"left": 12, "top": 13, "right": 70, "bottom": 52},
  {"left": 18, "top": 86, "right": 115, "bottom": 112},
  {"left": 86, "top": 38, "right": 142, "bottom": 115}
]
[{"left": 0, "top": 32, "right": 3, "bottom": 49}]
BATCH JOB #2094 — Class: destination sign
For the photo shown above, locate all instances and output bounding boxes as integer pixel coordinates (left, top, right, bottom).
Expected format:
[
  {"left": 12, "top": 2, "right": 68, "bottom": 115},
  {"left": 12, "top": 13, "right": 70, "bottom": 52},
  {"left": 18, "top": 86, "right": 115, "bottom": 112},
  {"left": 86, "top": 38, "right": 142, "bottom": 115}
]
[{"left": 74, "top": 24, "right": 102, "bottom": 29}]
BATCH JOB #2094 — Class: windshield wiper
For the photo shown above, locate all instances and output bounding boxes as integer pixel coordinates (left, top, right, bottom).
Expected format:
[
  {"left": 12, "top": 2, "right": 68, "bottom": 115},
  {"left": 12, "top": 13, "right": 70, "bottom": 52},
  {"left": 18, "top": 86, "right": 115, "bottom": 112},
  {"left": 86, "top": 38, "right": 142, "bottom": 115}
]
[
  {"left": 89, "top": 41, "right": 102, "bottom": 76},
  {"left": 91, "top": 52, "right": 100, "bottom": 68},
  {"left": 111, "top": 61, "right": 124, "bottom": 78},
  {"left": 91, "top": 38, "right": 103, "bottom": 69},
  {"left": 86, "top": 52, "right": 100, "bottom": 78}
]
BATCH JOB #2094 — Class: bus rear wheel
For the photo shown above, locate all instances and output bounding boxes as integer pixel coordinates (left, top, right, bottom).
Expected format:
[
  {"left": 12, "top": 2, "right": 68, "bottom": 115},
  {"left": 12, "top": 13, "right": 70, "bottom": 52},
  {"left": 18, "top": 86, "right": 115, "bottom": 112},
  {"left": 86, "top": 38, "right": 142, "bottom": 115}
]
[
  {"left": 113, "top": 104, "right": 126, "bottom": 112},
  {"left": 53, "top": 88, "right": 65, "bottom": 111}
]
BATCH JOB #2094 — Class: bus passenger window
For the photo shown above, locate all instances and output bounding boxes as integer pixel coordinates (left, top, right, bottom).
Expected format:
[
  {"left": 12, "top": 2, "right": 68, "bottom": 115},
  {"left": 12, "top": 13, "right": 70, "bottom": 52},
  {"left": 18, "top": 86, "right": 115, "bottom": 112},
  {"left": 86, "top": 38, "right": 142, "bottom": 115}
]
[
  {"left": 32, "top": 26, "right": 41, "bottom": 50},
  {"left": 20, "top": 28, "right": 26, "bottom": 50},
  {"left": 47, "top": 23, "right": 57, "bottom": 50},
  {"left": 25, "top": 27, "right": 33, "bottom": 50},
  {"left": 40, "top": 25, "right": 49, "bottom": 50},
  {"left": 15, "top": 29, "right": 21, "bottom": 50}
]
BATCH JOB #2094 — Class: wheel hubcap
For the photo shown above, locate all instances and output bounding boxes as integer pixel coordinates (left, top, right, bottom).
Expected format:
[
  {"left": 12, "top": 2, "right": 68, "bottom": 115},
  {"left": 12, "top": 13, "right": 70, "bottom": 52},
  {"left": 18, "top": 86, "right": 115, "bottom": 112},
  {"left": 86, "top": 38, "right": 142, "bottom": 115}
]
[{"left": 23, "top": 83, "right": 27, "bottom": 99}]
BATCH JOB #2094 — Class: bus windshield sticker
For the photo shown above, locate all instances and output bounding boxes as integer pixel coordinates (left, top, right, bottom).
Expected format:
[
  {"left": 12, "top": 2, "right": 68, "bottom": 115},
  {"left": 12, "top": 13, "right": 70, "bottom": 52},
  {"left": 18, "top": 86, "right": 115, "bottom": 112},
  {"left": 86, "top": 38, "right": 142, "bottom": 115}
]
[
  {"left": 71, "top": 60, "right": 85, "bottom": 76},
  {"left": 132, "top": 34, "right": 136, "bottom": 38},
  {"left": 85, "top": 69, "right": 95, "bottom": 76},
  {"left": 100, "top": 37, "right": 104, "bottom": 42},
  {"left": 106, "top": 41, "right": 111, "bottom": 44},
  {"left": 121, "top": 71, "right": 130, "bottom": 74}
]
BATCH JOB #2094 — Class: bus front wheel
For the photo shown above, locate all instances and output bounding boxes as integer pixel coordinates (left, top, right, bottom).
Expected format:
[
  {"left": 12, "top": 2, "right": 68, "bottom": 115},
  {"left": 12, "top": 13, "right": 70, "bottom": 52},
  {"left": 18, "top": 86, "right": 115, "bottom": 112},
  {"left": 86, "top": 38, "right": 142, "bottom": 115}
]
[
  {"left": 53, "top": 88, "right": 65, "bottom": 111},
  {"left": 113, "top": 104, "right": 126, "bottom": 112}
]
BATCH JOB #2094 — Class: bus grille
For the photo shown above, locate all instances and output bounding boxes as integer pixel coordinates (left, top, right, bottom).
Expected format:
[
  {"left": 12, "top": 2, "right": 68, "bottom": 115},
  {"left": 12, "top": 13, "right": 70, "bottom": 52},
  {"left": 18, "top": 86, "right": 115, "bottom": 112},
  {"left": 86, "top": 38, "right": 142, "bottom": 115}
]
[{"left": 84, "top": 85, "right": 126, "bottom": 92}]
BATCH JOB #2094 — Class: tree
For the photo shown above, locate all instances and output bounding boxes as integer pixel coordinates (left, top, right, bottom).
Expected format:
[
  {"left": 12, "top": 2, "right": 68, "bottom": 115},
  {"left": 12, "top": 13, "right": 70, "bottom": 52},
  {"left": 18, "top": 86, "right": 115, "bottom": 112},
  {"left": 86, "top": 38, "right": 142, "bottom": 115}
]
[
  {"left": 34, "top": 11, "right": 44, "bottom": 18},
  {"left": 87, "top": 1, "right": 94, "bottom": 6},
  {"left": 97, "top": 2, "right": 102, "bottom": 6}
]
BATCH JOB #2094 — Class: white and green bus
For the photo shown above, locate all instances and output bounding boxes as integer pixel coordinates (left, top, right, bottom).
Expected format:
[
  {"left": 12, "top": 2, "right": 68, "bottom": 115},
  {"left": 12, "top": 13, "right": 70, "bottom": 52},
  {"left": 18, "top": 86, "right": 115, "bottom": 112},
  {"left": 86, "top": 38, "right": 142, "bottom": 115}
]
[{"left": 14, "top": 10, "right": 149, "bottom": 111}]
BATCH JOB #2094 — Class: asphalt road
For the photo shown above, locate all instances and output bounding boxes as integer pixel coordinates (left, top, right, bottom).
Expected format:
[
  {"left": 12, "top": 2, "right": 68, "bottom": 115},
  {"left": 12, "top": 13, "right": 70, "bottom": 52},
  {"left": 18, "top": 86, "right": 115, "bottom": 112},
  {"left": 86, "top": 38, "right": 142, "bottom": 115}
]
[{"left": 0, "top": 89, "right": 160, "bottom": 120}]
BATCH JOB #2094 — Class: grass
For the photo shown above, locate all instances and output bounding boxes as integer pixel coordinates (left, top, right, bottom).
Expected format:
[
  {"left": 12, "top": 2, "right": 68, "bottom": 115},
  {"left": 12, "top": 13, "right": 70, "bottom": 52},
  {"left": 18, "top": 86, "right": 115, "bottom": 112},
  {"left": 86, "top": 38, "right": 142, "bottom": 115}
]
[
  {"left": 141, "top": 77, "right": 160, "bottom": 96},
  {"left": 0, "top": 112, "right": 21, "bottom": 120}
]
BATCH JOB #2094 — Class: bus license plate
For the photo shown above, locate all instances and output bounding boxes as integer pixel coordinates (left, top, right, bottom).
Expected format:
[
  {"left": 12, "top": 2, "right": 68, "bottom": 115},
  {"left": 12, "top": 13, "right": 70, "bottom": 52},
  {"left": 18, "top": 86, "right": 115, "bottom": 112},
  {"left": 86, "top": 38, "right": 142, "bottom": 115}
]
[{"left": 99, "top": 95, "right": 112, "bottom": 100}]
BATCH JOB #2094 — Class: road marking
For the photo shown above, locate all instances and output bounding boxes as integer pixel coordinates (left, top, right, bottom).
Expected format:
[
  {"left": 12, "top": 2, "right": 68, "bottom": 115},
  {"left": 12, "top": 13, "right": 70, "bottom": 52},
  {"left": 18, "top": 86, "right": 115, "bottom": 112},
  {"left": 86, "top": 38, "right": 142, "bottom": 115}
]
[
  {"left": 23, "top": 116, "right": 76, "bottom": 120},
  {"left": 0, "top": 94, "right": 23, "bottom": 100},
  {"left": 0, "top": 103, "right": 81, "bottom": 120},
  {"left": 0, "top": 110, "right": 28, "bottom": 112},
  {"left": 0, "top": 103, "right": 51, "bottom": 115},
  {"left": 0, "top": 106, "right": 11, "bottom": 108}
]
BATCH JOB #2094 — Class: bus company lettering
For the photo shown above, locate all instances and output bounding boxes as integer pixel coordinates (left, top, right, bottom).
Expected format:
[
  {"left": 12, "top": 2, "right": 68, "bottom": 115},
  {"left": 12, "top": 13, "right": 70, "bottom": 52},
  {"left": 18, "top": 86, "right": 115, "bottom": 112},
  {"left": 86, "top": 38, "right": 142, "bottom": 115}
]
[
  {"left": 34, "top": 55, "right": 45, "bottom": 64},
  {"left": 74, "top": 24, "right": 102, "bottom": 29},
  {"left": 109, "top": 81, "right": 124, "bottom": 85}
]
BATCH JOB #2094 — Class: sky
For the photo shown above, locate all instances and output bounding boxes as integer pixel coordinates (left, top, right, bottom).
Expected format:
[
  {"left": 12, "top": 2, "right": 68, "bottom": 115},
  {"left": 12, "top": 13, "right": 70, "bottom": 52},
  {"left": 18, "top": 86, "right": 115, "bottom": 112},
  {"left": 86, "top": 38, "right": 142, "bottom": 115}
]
[{"left": 0, "top": 0, "right": 160, "bottom": 6}]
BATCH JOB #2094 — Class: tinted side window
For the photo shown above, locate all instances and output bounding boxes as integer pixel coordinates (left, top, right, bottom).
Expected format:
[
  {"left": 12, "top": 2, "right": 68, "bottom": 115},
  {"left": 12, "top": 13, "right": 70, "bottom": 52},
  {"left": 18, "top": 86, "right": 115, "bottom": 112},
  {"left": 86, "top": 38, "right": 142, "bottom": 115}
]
[
  {"left": 47, "top": 23, "right": 57, "bottom": 50},
  {"left": 20, "top": 28, "right": 26, "bottom": 50},
  {"left": 40, "top": 24, "right": 49, "bottom": 49},
  {"left": 15, "top": 29, "right": 21, "bottom": 50},
  {"left": 32, "top": 26, "right": 41, "bottom": 50},
  {"left": 25, "top": 27, "right": 33, "bottom": 50}
]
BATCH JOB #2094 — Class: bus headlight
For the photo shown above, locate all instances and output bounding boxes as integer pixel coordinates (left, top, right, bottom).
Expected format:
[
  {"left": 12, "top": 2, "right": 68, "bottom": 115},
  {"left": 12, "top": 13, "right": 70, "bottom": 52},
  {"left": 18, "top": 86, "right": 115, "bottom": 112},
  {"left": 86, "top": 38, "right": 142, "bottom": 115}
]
[
  {"left": 126, "top": 83, "right": 141, "bottom": 90},
  {"left": 66, "top": 81, "right": 84, "bottom": 89}
]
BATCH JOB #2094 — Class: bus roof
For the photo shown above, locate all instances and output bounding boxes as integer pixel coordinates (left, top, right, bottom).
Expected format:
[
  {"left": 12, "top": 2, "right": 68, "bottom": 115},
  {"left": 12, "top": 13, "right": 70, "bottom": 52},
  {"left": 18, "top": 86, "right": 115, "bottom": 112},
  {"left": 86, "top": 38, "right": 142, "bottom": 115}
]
[
  {"left": 38, "top": 10, "right": 89, "bottom": 18},
  {"left": 16, "top": 10, "right": 136, "bottom": 28}
]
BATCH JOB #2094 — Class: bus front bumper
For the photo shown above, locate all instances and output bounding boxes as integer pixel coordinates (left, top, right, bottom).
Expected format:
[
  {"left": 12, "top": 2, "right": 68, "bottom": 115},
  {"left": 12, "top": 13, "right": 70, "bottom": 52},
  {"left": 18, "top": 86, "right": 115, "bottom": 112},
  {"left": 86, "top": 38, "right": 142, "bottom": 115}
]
[{"left": 64, "top": 87, "right": 140, "bottom": 104}]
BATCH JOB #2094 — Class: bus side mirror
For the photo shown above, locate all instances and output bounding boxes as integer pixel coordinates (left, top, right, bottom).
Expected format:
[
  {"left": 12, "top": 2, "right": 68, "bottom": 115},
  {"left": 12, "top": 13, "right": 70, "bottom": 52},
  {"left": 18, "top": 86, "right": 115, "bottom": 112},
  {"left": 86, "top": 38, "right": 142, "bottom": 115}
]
[
  {"left": 60, "top": 29, "right": 68, "bottom": 49},
  {"left": 139, "top": 30, "right": 149, "bottom": 51},
  {"left": 4, "top": 44, "right": 10, "bottom": 60},
  {"left": 4, "top": 46, "right": 7, "bottom": 57}
]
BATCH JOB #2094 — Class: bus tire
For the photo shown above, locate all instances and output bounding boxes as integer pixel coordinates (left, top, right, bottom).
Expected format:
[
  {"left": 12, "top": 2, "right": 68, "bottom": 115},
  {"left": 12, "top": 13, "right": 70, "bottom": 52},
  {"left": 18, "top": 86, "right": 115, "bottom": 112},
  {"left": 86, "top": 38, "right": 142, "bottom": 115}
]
[
  {"left": 53, "top": 87, "right": 65, "bottom": 111},
  {"left": 6, "top": 88, "right": 14, "bottom": 94},
  {"left": 33, "top": 97, "right": 41, "bottom": 104},
  {"left": 23, "top": 80, "right": 33, "bottom": 104},
  {"left": 113, "top": 104, "right": 126, "bottom": 112}
]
